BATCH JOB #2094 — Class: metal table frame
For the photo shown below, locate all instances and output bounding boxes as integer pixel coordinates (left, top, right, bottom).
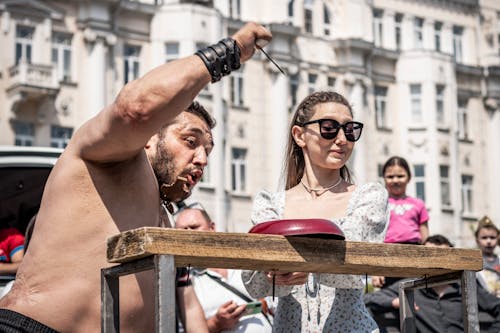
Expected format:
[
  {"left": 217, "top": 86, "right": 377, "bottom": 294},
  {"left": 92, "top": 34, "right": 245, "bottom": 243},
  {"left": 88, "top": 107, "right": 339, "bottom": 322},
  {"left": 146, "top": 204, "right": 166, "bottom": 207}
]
[
  {"left": 399, "top": 270, "right": 478, "bottom": 332},
  {"left": 101, "top": 254, "right": 480, "bottom": 333}
]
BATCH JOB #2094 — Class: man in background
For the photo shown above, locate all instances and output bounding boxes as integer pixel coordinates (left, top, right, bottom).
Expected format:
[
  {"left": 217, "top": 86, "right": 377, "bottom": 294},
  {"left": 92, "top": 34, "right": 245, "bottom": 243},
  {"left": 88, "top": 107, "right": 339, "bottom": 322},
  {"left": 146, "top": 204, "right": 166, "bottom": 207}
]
[
  {"left": 175, "top": 202, "right": 273, "bottom": 333},
  {"left": 365, "top": 234, "right": 500, "bottom": 333}
]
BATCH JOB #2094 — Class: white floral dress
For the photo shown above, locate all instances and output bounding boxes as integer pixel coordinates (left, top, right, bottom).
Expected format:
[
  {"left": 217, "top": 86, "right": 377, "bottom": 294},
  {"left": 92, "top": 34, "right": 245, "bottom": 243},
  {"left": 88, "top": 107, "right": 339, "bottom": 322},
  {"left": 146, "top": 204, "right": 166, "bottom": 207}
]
[{"left": 241, "top": 182, "right": 389, "bottom": 333}]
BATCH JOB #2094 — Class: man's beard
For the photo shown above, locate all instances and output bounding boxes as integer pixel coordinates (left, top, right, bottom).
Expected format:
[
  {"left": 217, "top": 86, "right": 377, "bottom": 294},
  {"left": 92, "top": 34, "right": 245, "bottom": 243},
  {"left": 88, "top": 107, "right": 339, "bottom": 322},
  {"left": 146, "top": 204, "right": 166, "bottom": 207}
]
[{"left": 151, "top": 142, "right": 192, "bottom": 203}]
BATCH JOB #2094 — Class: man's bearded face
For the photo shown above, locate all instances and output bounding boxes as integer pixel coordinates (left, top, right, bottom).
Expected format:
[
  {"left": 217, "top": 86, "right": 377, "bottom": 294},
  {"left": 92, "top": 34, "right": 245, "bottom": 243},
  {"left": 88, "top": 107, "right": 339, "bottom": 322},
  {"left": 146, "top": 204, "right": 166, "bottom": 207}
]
[{"left": 151, "top": 139, "right": 192, "bottom": 203}]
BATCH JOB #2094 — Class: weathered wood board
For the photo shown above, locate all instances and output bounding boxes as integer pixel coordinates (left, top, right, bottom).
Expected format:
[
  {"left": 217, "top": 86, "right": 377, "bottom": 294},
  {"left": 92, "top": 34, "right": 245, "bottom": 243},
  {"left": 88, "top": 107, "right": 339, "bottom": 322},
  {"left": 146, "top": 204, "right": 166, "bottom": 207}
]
[{"left": 107, "top": 227, "right": 482, "bottom": 278}]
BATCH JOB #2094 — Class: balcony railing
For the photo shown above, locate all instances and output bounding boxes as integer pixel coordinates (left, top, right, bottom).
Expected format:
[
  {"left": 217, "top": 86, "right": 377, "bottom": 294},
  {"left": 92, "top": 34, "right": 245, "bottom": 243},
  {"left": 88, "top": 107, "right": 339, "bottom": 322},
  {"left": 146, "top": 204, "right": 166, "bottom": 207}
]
[{"left": 6, "top": 61, "right": 59, "bottom": 97}]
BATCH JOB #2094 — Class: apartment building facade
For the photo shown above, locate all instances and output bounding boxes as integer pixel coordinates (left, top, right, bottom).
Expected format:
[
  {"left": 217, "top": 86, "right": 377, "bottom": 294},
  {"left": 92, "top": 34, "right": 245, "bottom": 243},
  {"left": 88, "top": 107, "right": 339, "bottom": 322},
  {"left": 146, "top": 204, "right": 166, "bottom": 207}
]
[{"left": 0, "top": 0, "right": 499, "bottom": 246}]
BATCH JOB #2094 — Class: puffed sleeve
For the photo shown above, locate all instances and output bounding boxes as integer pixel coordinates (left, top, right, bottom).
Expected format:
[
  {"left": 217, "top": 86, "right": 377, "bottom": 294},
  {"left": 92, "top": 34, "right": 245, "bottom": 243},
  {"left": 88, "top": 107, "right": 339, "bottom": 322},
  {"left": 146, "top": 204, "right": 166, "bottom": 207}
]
[
  {"left": 348, "top": 182, "right": 389, "bottom": 243},
  {"left": 242, "top": 190, "right": 294, "bottom": 298},
  {"left": 250, "top": 190, "right": 282, "bottom": 224}
]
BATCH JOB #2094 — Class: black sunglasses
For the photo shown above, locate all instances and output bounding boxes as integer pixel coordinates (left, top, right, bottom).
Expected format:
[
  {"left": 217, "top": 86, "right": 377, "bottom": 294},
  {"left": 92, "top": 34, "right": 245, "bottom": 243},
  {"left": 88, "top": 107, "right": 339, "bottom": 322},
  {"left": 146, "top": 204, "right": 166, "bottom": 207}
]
[{"left": 301, "top": 119, "right": 364, "bottom": 142}]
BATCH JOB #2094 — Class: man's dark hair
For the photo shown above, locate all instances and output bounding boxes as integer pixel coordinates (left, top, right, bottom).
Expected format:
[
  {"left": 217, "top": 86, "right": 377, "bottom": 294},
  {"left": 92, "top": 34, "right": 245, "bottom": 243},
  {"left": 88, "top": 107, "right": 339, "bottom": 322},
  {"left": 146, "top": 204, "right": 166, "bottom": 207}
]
[
  {"left": 186, "top": 101, "right": 216, "bottom": 129},
  {"left": 425, "top": 234, "right": 454, "bottom": 247},
  {"left": 159, "top": 101, "right": 215, "bottom": 136}
]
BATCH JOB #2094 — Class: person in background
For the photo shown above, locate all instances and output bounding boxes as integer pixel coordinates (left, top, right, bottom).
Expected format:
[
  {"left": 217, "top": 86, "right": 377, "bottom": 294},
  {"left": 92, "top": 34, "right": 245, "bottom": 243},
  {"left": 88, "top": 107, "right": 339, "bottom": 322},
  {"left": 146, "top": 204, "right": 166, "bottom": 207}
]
[
  {"left": 0, "top": 216, "right": 32, "bottom": 299},
  {"left": 372, "top": 156, "right": 429, "bottom": 289},
  {"left": 175, "top": 202, "right": 273, "bottom": 333},
  {"left": 242, "top": 91, "right": 389, "bottom": 332},
  {"left": 365, "top": 234, "right": 500, "bottom": 333},
  {"left": 0, "top": 227, "right": 24, "bottom": 277},
  {"left": 0, "top": 225, "right": 25, "bottom": 298},
  {"left": 176, "top": 266, "right": 210, "bottom": 333},
  {"left": 475, "top": 216, "right": 500, "bottom": 297}
]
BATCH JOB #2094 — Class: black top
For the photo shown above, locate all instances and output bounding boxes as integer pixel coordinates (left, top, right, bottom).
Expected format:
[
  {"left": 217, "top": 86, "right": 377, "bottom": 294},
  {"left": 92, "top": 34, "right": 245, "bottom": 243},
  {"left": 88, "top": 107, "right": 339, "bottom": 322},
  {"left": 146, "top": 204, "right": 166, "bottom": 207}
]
[{"left": 364, "top": 280, "right": 500, "bottom": 333}]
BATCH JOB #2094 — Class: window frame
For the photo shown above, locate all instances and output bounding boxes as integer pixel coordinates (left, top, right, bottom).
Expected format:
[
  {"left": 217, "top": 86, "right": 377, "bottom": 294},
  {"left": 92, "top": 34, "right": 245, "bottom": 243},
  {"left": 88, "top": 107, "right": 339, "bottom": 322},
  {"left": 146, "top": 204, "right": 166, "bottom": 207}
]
[
  {"left": 15, "top": 25, "right": 34, "bottom": 64},
  {"left": 373, "top": 9, "right": 384, "bottom": 47},
  {"left": 461, "top": 174, "right": 474, "bottom": 214},
  {"left": 375, "top": 86, "right": 389, "bottom": 129},
  {"left": 410, "top": 84, "right": 423, "bottom": 123},
  {"left": 51, "top": 32, "right": 72, "bottom": 82},
  {"left": 414, "top": 17, "right": 424, "bottom": 49},
  {"left": 414, "top": 164, "right": 426, "bottom": 202},
  {"left": 123, "top": 44, "right": 141, "bottom": 84},
  {"left": 50, "top": 125, "right": 73, "bottom": 148},
  {"left": 230, "top": 147, "right": 247, "bottom": 193}
]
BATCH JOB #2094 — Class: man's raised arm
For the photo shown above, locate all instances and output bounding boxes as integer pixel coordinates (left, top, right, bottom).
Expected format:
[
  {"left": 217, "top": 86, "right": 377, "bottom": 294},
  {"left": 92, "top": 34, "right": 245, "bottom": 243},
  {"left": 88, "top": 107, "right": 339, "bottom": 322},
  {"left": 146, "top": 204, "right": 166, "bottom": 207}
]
[{"left": 71, "top": 22, "right": 272, "bottom": 163}]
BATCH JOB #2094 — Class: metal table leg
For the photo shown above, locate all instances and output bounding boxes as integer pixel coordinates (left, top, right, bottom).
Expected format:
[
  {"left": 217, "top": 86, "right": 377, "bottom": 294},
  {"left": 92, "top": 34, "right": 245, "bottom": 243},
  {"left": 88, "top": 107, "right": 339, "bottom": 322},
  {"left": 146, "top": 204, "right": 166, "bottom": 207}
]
[
  {"left": 398, "top": 271, "right": 479, "bottom": 333},
  {"left": 155, "top": 255, "right": 176, "bottom": 333},
  {"left": 101, "top": 255, "right": 176, "bottom": 333}
]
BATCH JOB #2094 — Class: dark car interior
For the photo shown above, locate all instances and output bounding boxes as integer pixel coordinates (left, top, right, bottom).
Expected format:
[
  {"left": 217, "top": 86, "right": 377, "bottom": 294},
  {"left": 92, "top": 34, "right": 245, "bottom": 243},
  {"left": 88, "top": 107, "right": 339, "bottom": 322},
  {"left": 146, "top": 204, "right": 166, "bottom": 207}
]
[{"left": 0, "top": 167, "right": 52, "bottom": 236}]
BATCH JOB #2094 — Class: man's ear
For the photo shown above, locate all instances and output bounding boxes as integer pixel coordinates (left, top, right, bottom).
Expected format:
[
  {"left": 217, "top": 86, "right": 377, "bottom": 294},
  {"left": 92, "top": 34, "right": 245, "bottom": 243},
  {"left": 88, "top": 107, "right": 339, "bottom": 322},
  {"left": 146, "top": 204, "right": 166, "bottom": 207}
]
[
  {"left": 209, "top": 222, "right": 216, "bottom": 231},
  {"left": 291, "top": 125, "right": 305, "bottom": 148}
]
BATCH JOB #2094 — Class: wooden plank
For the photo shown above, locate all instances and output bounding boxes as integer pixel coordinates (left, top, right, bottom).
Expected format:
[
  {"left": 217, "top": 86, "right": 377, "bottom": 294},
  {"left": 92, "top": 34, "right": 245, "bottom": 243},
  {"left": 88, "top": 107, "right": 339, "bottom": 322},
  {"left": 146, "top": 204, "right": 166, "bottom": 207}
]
[{"left": 107, "top": 227, "right": 483, "bottom": 277}]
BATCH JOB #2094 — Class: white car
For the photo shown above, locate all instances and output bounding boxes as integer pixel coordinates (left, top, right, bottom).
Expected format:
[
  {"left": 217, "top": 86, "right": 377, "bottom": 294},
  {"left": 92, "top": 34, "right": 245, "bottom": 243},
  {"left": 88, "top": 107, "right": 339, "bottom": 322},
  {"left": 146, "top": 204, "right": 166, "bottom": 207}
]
[{"left": 0, "top": 146, "right": 62, "bottom": 288}]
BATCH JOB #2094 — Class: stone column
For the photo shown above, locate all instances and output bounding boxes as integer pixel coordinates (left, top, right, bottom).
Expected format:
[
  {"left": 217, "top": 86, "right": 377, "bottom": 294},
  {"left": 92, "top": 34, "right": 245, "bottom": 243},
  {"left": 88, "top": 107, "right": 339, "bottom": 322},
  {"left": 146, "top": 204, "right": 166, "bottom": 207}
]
[
  {"left": 401, "top": 15, "right": 414, "bottom": 51},
  {"left": 423, "top": 19, "right": 434, "bottom": 51},
  {"left": 441, "top": 23, "right": 453, "bottom": 55},
  {"left": 383, "top": 10, "right": 396, "bottom": 50},
  {"left": 84, "top": 28, "right": 106, "bottom": 117},
  {"left": 487, "top": 105, "right": 500, "bottom": 224},
  {"left": 348, "top": 77, "right": 366, "bottom": 184}
]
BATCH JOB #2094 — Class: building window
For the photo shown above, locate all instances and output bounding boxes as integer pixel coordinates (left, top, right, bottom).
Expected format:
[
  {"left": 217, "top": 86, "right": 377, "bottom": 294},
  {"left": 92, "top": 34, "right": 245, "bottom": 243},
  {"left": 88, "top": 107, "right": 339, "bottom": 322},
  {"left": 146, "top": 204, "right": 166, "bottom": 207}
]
[
  {"left": 440, "top": 165, "right": 451, "bottom": 206},
  {"left": 395, "top": 13, "right": 403, "bottom": 50},
  {"left": 124, "top": 45, "right": 140, "bottom": 84},
  {"left": 13, "top": 121, "right": 34, "bottom": 146},
  {"left": 327, "top": 76, "right": 335, "bottom": 90},
  {"left": 323, "top": 4, "right": 331, "bottom": 36},
  {"left": 410, "top": 84, "right": 422, "bottom": 123},
  {"left": 165, "top": 42, "right": 179, "bottom": 63},
  {"left": 304, "top": 0, "right": 314, "bottom": 34},
  {"left": 414, "top": 164, "right": 426, "bottom": 202},
  {"left": 461, "top": 174, "right": 473, "bottom": 214},
  {"left": 414, "top": 17, "right": 424, "bottom": 49},
  {"left": 308, "top": 73, "right": 317, "bottom": 94},
  {"left": 436, "top": 84, "right": 445, "bottom": 124},
  {"left": 200, "top": 161, "right": 211, "bottom": 185},
  {"left": 231, "top": 148, "right": 247, "bottom": 193},
  {"left": 375, "top": 86, "right": 388, "bottom": 129},
  {"left": 51, "top": 32, "right": 72, "bottom": 82},
  {"left": 287, "top": 0, "right": 294, "bottom": 23},
  {"left": 15, "top": 26, "right": 34, "bottom": 64},
  {"left": 229, "top": 0, "right": 241, "bottom": 19},
  {"left": 230, "top": 67, "right": 244, "bottom": 106},
  {"left": 457, "top": 98, "right": 469, "bottom": 140},
  {"left": 377, "top": 163, "right": 384, "bottom": 182},
  {"left": 434, "top": 21, "right": 442, "bottom": 52},
  {"left": 373, "top": 9, "right": 383, "bottom": 47},
  {"left": 290, "top": 73, "right": 299, "bottom": 108},
  {"left": 498, "top": 33, "right": 500, "bottom": 55},
  {"left": 453, "top": 26, "right": 463, "bottom": 63},
  {"left": 50, "top": 125, "right": 73, "bottom": 148}
]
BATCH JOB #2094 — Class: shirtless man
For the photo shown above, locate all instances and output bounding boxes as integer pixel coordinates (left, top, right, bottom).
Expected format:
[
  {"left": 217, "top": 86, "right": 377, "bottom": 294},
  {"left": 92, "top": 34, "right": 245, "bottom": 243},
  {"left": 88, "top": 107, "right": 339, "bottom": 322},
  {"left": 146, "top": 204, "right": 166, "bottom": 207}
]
[{"left": 0, "top": 22, "right": 272, "bottom": 332}]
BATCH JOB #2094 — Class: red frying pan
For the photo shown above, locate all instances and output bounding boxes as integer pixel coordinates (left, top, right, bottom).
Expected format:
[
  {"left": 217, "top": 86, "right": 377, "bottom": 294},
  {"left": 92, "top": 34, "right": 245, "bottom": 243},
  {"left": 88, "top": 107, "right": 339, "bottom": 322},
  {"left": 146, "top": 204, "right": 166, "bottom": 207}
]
[{"left": 248, "top": 218, "right": 345, "bottom": 240}]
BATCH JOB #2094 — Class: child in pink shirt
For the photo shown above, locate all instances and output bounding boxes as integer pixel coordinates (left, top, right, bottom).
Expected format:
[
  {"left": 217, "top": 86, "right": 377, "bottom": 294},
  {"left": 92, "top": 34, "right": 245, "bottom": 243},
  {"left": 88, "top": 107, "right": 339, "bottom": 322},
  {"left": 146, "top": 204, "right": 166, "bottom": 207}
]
[
  {"left": 382, "top": 156, "right": 429, "bottom": 244},
  {"left": 372, "top": 156, "right": 429, "bottom": 288}
]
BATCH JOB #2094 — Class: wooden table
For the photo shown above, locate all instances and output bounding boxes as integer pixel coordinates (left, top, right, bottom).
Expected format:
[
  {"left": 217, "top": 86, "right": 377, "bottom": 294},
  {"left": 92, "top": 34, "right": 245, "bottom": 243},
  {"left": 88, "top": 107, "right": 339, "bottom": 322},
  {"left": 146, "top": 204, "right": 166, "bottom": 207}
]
[{"left": 101, "top": 227, "right": 483, "bottom": 332}]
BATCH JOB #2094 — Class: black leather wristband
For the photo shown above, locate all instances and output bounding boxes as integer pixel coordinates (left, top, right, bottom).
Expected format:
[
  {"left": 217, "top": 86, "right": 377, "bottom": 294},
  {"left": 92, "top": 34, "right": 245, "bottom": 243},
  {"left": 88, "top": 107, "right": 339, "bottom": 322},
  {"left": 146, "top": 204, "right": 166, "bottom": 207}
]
[{"left": 195, "top": 37, "right": 241, "bottom": 83}]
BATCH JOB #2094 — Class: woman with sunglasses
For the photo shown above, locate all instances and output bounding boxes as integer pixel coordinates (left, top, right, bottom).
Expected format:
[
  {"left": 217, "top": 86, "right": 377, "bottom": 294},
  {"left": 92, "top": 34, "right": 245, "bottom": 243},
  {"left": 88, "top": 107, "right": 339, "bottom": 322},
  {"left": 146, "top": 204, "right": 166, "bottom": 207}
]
[{"left": 242, "top": 91, "right": 389, "bottom": 332}]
